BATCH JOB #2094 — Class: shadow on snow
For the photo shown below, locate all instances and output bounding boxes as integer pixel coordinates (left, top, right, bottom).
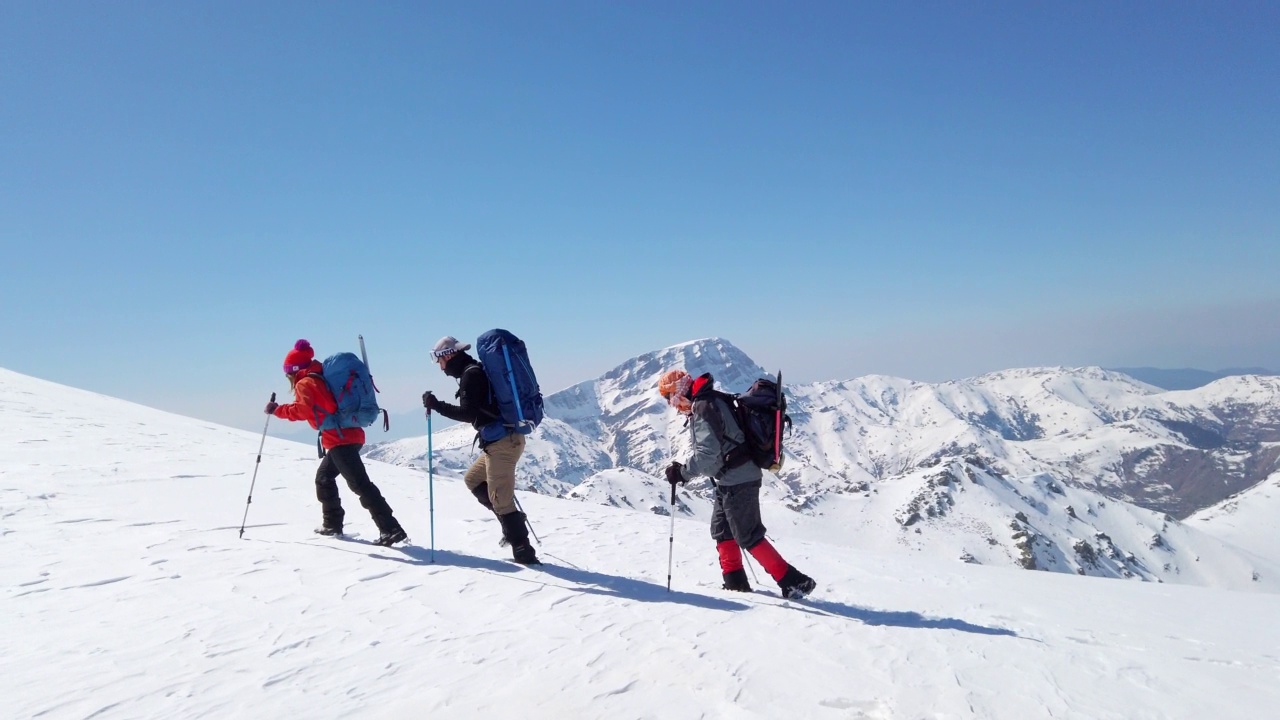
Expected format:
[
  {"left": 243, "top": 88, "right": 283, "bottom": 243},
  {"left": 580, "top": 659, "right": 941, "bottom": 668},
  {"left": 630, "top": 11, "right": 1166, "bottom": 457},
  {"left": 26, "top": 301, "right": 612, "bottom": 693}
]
[
  {"left": 388, "top": 545, "right": 749, "bottom": 612},
  {"left": 308, "top": 540, "right": 1020, "bottom": 633},
  {"left": 799, "top": 598, "right": 1020, "bottom": 637},
  {"left": 534, "top": 562, "right": 749, "bottom": 611}
]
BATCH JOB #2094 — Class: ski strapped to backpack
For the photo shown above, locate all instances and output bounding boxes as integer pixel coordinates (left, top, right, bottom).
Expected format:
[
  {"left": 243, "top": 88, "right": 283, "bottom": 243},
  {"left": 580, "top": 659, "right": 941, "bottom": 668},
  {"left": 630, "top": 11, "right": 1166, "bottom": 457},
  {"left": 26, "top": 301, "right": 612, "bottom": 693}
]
[
  {"left": 474, "top": 329, "right": 544, "bottom": 443},
  {"left": 315, "top": 351, "right": 389, "bottom": 435},
  {"left": 718, "top": 372, "right": 792, "bottom": 472}
]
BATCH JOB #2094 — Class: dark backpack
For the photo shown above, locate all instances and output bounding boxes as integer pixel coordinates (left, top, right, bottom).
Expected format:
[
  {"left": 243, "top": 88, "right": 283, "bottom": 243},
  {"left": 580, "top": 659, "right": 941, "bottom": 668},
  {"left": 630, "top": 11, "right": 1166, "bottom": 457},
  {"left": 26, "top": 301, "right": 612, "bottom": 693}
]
[
  {"left": 316, "top": 352, "right": 386, "bottom": 432},
  {"left": 698, "top": 373, "right": 792, "bottom": 470},
  {"left": 730, "top": 377, "right": 791, "bottom": 469},
  {"left": 474, "top": 329, "right": 544, "bottom": 442}
]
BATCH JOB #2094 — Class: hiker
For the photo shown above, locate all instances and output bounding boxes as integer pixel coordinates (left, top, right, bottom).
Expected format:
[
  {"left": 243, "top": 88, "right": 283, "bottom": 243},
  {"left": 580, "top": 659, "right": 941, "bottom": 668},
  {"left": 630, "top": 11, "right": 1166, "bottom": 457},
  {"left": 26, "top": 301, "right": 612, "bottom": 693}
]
[
  {"left": 265, "top": 339, "right": 406, "bottom": 546},
  {"left": 658, "top": 369, "right": 816, "bottom": 598},
  {"left": 422, "top": 335, "right": 540, "bottom": 565}
]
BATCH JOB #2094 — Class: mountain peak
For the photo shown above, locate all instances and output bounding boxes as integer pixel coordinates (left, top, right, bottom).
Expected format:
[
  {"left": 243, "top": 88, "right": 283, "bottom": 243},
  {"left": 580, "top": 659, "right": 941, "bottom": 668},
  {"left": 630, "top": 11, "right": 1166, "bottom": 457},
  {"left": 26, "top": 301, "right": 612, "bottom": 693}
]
[{"left": 595, "top": 338, "right": 768, "bottom": 394}]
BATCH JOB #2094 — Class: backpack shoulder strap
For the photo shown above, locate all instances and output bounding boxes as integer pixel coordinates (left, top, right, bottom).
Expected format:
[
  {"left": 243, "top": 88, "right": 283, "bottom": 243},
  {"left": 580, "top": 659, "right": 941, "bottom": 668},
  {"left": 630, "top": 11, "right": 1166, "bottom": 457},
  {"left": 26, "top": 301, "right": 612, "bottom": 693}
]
[
  {"left": 694, "top": 390, "right": 741, "bottom": 443},
  {"left": 697, "top": 390, "right": 758, "bottom": 470},
  {"left": 461, "top": 363, "right": 501, "bottom": 421}
]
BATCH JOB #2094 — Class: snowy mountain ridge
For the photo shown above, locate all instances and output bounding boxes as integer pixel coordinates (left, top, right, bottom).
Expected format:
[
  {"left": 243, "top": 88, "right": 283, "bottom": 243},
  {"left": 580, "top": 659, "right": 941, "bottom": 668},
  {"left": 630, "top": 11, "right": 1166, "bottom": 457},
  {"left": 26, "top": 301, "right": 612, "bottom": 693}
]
[
  {"left": 367, "top": 339, "right": 1280, "bottom": 588},
  {"left": 6, "top": 365, "right": 1280, "bottom": 718}
]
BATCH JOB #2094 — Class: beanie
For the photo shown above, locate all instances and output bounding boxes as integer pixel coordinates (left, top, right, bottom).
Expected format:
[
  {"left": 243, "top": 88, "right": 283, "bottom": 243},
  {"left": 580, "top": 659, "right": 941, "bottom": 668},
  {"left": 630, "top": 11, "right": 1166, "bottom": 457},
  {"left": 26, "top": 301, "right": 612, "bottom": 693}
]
[
  {"left": 658, "top": 369, "right": 691, "bottom": 399},
  {"left": 283, "top": 339, "right": 315, "bottom": 375}
]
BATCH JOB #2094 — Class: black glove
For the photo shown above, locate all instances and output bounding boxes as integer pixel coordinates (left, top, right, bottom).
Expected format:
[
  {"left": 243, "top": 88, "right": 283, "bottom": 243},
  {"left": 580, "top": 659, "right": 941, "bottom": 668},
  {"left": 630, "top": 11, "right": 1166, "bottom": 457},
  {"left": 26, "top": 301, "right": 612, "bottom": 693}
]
[
  {"left": 422, "top": 391, "right": 438, "bottom": 411},
  {"left": 264, "top": 401, "right": 278, "bottom": 415},
  {"left": 665, "top": 461, "right": 686, "bottom": 487}
]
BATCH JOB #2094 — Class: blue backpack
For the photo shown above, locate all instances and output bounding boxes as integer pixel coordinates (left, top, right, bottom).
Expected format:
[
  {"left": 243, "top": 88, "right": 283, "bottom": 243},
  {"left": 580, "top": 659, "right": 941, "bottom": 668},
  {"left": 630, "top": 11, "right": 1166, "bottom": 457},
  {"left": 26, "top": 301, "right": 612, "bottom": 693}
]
[
  {"left": 316, "top": 352, "right": 385, "bottom": 432},
  {"left": 475, "top": 329, "right": 544, "bottom": 442}
]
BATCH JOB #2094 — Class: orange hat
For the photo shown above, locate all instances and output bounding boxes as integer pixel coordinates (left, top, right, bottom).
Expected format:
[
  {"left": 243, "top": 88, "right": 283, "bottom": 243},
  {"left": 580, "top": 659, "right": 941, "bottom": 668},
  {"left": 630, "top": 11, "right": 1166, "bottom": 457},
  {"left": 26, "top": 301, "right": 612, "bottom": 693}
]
[{"left": 658, "top": 369, "right": 691, "bottom": 399}]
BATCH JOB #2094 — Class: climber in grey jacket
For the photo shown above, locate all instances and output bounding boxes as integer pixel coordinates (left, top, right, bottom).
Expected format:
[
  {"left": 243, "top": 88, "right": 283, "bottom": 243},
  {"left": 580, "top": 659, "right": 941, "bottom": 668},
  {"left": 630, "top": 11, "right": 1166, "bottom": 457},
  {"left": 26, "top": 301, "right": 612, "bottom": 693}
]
[{"left": 659, "top": 369, "right": 816, "bottom": 599}]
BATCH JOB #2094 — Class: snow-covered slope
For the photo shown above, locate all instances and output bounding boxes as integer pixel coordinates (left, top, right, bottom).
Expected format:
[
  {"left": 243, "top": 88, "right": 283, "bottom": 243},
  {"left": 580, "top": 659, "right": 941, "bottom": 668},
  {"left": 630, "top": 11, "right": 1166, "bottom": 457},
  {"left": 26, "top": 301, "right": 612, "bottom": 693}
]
[
  {"left": 1189, "top": 468, "right": 1280, "bottom": 565},
  {"left": 5, "top": 366, "right": 1280, "bottom": 719},
  {"left": 779, "top": 367, "right": 1280, "bottom": 517},
  {"left": 368, "top": 339, "right": 1280, "bottom": 587}
]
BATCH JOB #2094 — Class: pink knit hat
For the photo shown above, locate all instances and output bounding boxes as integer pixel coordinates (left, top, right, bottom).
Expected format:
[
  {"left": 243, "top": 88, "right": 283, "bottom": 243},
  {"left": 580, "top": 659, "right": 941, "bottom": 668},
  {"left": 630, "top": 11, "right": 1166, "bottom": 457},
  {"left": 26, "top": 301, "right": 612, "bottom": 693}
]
[{"left": 283, "top": 339, "right": 315, "bottom": 375}]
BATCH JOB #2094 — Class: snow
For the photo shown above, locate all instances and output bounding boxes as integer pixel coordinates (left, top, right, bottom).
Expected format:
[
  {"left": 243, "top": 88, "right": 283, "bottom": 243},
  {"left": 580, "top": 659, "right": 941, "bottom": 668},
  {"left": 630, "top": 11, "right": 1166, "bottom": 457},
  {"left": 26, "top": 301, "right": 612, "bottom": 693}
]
[
  {"left": 1190, "top": 470, "right": 1280, "bottom": 565},
  {"left": 5, "top": 366, "right": 1280, "bottom": 719}
]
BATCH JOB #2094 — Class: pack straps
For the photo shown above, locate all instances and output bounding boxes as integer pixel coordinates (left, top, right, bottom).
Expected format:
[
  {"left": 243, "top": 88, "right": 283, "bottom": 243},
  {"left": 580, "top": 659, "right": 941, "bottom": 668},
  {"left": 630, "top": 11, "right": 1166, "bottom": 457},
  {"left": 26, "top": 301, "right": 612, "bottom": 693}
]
[{"left": 694, "top": 391, "right": 753, "bottom": 473}]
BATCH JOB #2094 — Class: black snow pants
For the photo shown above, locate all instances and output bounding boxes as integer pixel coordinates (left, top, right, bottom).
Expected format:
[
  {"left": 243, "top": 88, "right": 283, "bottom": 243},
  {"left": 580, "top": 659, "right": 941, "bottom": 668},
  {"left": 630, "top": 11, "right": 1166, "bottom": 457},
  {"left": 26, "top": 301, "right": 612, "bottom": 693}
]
[
  {"left": 315, "top": 444, "right": 397, "bottom": 533},
  {"left": 708, "top": 480, "right": 767, "bottom": 550}
]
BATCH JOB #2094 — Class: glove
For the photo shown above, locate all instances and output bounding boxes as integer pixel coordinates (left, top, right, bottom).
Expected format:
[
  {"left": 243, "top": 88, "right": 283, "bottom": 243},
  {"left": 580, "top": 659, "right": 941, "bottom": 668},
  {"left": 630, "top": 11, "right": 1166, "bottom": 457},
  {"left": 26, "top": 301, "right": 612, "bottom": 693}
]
[
  {"left": 264, "top": 401, "right": 278, "bottom": 415},
  {"left": 422, "top": 391, "right": 438, "bottom": 411},
  {"left": 665, "top": 461, "right": 686, "bottom": 487}
]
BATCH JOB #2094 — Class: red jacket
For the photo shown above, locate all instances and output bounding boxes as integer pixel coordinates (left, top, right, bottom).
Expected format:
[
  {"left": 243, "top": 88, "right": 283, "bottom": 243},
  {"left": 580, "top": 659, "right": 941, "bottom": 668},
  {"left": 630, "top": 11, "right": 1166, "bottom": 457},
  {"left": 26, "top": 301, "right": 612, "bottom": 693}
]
[{"left": 273, "top": 361, "right": 366, "bottom": 449}]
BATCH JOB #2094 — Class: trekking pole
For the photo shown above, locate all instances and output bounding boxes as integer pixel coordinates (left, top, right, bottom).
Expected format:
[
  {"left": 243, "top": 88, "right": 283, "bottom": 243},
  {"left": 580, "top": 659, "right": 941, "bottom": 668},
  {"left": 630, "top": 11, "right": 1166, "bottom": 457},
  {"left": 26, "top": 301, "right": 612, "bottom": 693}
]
[
  {"left": 513, "top": 495, "right": 541, "bottom": 545},
  {"left": 360, "top": 334, "right": 390, "bottom": 431},
  {"left": 239, "top": 392, "right": 276, "bottom": 539},
  {"left": 743, "top": 550, "right": 761, "bottom": 585},
  {"left": 427, "top": 409, "right": 435, "bottom": 563},
  {"left": 774, "top": 369, "right": 783, "bottom": 467},
  {"left": 666, "top": 483, "right": 677, "bottom": 591}
]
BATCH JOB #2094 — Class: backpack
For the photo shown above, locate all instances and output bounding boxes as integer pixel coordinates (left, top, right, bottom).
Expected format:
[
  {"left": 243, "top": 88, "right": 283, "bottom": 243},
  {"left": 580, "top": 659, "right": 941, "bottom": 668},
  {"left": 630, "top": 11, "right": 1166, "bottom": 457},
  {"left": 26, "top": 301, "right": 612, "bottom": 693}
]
[
  {"left": 731, "top": 376, "right": 792, "bottom": 469},
  {"left": 315, "top": 352, "right": 387, "bottom": 432},
  {"left": 703, "top": 374, "right": 792, "bottom": 471},
  {"left": 474, "top": 329, "right": 544, "bottom": 442}
]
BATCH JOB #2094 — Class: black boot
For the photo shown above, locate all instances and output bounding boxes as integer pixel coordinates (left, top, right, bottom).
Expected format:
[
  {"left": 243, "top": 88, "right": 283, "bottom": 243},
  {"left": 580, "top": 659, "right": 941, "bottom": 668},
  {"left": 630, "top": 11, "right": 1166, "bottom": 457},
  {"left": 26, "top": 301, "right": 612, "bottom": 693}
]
[
  {"left": 778, "top": 565, "right": 816, "bottom": 599},
  {"left": 374, "top": 525, "right": 407, "bottom": 546},
  {"left": 315, "top": 525, "right": 343, "bottom": 536},
  {"left": 511, "top": 542, "right": 540, "bottom": 565},
  {"left": 722, "top": 569, "right": 752, "bottom": 592},
  {"left": 498, "top": 511, "right": 540, "bottom": 565}
]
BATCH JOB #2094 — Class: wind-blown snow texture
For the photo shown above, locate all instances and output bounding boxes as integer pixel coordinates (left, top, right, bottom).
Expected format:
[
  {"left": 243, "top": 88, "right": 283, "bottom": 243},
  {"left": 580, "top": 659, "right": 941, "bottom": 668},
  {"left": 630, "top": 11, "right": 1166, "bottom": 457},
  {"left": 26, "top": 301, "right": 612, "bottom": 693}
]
[
  {"left": 5, "top": 367, "right": 1280, "bottom": 719},
  {"left": 369, "top": 339, "right": 1280, "bottom": 589}
]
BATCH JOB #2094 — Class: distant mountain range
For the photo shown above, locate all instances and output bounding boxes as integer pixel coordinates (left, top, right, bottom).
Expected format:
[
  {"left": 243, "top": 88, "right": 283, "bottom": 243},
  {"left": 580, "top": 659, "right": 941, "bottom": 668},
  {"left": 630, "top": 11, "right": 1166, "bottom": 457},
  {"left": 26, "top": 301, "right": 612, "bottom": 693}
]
[
  {"left": 1108, "top": 367, "right": 1277, "bottom": 391},
  {"left": 366, "top": 339, "right": 1280, "bottom": 588},
  {"left": 267, "top": 365, "right": 1276, "bottom": 443}
]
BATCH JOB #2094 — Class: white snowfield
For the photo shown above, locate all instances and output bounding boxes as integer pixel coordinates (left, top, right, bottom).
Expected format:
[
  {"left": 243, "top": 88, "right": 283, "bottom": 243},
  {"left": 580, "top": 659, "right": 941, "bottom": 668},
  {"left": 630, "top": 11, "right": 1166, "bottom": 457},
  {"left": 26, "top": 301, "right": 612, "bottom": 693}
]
[
  {"left": 1190, "top": 468, "right": 1280, "bottom": 564},
  {"left": 3, "top": 367, "right": 1279, "bottom": 720}
]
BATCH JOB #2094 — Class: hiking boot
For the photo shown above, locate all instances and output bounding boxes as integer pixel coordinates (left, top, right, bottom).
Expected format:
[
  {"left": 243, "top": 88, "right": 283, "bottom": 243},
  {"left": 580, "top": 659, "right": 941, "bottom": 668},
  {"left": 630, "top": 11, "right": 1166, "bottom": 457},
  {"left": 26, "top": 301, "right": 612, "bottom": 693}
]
[
  {"left": 315, "top": 525, "right": 343, "bottom": 537},
  {"left": 778, "top": 566, "right": 816, "bottom": 600},
  {"left": 722, "top": 569, "right": 752, "bottom": 592},
  {"left": 498, "top": 511, "right": 530, "bottom": 546},
  {"left": 511, "top": 542, "right": 541, "bottom": 565},
  {"left": 374, "top": 527, "right": 407, "bottom": 547}
]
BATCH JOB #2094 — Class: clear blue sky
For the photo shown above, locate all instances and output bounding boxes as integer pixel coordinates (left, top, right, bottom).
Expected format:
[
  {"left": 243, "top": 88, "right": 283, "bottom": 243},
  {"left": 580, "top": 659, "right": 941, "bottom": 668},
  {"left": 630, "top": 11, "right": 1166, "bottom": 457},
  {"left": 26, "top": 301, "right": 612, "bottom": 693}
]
[{"left": 2, "top": 1, "right": 1277, "bottom": 437}]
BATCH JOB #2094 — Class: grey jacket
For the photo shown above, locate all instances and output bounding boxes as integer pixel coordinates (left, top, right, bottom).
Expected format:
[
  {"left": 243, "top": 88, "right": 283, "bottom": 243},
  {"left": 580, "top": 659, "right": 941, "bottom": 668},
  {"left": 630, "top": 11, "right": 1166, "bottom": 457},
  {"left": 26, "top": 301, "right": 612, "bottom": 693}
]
[{"left": 681, "top": 392, "right": 762, "bottom": 487}]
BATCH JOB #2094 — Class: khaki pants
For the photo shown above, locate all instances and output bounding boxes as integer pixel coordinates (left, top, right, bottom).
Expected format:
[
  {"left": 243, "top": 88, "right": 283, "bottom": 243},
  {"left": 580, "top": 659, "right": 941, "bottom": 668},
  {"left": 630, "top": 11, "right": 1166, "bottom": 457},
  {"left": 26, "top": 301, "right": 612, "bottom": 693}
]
[{"left": 463, "top": 433, "right": 525, "bottom": 516}]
